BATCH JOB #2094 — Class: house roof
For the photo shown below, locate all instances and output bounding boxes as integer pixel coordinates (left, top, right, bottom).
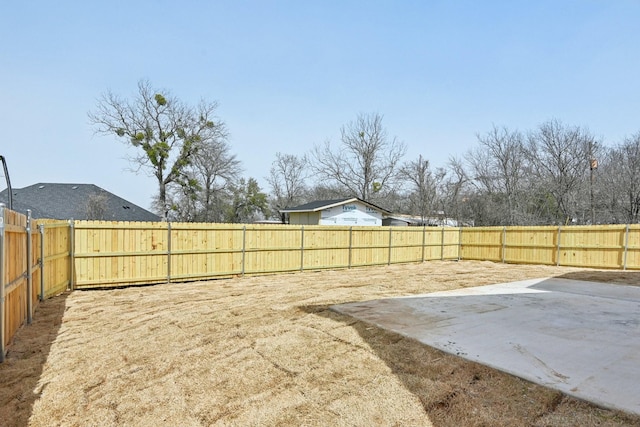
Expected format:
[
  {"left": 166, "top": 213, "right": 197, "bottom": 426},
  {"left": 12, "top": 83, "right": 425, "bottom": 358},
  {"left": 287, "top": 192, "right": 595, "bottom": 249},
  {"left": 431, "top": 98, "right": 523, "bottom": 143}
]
[
  {"left": 0, "top": 183, "right": 160, "bottom": 221},
  {"left": 280, "top": 198, "right": 391, "bottom": 214}
]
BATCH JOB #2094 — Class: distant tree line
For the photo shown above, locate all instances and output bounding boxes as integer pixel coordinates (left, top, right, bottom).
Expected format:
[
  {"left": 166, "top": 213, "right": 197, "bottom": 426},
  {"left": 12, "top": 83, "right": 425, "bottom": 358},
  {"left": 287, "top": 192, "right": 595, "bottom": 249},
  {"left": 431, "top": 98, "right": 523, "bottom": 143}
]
[
  {"left": 91, "top": 81, "right": 640, "bottom": 226},
  {"left": 269, "top": 115, "right": 640, "bottom": 226}
]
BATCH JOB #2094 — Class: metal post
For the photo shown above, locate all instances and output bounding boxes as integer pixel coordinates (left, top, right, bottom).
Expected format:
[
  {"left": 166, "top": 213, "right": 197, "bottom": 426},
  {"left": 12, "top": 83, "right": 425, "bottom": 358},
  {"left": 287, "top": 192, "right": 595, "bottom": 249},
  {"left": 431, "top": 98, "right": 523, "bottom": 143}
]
[
  {"left": 388, "top": 227, "right": 393, "bottom": 265},
  {"left": 68, "top": 219, "right": 75, "bottom": 290},
  {"left": 556, "top": 225, "right": 562, "bottom": 267},
  {"left": 300, "top": 226, "right": 304, "bottom": 272},
  {"left": 167, "top": 222, "right": 172, "bottom": 283},
  {"left": 348, "top": 227, "right": 353, "bottom": 268},
  {"left": 26, "top": 210, "right": 33, "bottom": 324},
  {"left": 0, "top": 204, "right": 6, "bottom": 362},
  {"left": 0, "top": 157, "right": 12, "bottom": 210},
  {"left": 38, "top": 224, "right": 45, "bottom": 301},
  {"left": 589, "top": 150, "right": 597, "bottom": 225},
  {"left": 623, "top": 224, "right": 630, "bottom": 271}
]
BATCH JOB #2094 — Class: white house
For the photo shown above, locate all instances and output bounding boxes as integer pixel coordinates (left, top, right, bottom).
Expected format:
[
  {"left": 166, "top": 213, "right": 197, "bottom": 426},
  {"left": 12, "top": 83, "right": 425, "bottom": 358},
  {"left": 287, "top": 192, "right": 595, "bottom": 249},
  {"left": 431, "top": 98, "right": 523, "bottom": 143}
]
[{"left": 280, "top": 198, "right": 390, "bottom": 226}]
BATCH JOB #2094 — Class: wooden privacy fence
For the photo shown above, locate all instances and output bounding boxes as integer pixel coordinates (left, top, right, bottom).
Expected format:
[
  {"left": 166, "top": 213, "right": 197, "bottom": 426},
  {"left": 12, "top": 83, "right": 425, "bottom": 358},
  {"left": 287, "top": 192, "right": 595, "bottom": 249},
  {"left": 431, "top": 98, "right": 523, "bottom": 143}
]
[
  {"left": 1, "top": 207, "right": 38, "bottom": 362},
  {"left": 72, "top": 221, "right": 462, "bottom": 289},
  {"left": 460, "top": 225, "right": 640, "bottom": 269},
  {"left": 27, "top": 221, "right": 640, "bottom": 292},
  {"left": 70, "top": 222, "right": 640, "bottom": 289},
  {"left": 0, "top": 206, "right": 71, "bottom": 362},
  {"left": 4, "top": 213, "right": 640, "bottom": 362}
]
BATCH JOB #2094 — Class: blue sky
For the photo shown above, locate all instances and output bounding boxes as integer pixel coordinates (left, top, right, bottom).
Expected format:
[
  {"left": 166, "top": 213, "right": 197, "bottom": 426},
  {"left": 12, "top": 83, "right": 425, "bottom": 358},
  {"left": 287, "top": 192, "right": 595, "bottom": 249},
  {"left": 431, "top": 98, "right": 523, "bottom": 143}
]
[{"left": 2, "top": 1, "right": 640, "bottom": 210}]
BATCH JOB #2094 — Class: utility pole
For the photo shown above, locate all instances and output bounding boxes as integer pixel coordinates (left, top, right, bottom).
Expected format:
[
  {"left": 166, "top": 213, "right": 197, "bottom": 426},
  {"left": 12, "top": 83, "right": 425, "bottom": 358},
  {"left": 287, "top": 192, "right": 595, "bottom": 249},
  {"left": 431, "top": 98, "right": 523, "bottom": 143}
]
[{"left": 588, "top": 140, "right": 598, "bottom": 225}]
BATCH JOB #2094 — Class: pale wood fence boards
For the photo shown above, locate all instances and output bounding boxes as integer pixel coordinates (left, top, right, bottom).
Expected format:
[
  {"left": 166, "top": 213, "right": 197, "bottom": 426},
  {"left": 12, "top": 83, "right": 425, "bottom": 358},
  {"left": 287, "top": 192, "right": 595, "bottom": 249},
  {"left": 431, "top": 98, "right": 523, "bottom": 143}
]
[
  {"left": 73, "top": 221, "right": 169, "bottom": 288},
  {"left": 1, "top": 207, "right": 39, "bottom": 362},
  {"left": 72, "top": 223, "right": 462, "bottom": 288},
  {"left": 4, "top": 215, "right": 640, "bottom": 363},
  {"left": 557, "top": 225, "right": 639, "bottom": 269},
  {"left": 459, "top": 225, "right": 640, "bottom": 269},
  {"left": 0, "top": 207, "right": 71, "bottom": 361},
  {"left": 68, "top": 222, "right": 640, "bottom": 290},
  {"left": 38, "top": 220, "right": 72, "bottom": 298}
]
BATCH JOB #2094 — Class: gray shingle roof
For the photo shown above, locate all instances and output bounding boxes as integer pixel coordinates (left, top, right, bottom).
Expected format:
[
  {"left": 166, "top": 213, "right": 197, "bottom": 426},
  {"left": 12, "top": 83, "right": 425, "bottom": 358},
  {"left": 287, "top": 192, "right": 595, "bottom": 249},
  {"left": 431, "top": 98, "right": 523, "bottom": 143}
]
[
  {"left": 280, "top": 198, "right": 390, "bottom": 214},
  {"left": 0, "top": 183, "right": 160, "bottom": 221}
]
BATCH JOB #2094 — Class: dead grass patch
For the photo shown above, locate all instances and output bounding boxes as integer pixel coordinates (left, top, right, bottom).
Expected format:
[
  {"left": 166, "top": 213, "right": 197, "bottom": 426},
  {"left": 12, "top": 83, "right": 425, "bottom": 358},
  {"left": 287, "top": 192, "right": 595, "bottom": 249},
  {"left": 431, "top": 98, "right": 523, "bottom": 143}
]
[{"left": 1, "top": 261, "right": 640, "bottom": 426}]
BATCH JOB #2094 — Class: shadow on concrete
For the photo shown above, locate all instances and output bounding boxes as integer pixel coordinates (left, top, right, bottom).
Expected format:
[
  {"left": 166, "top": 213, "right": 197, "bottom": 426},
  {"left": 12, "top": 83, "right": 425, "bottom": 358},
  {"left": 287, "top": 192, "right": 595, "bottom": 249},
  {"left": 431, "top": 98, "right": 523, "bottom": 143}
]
[
  {"left": 0, "top": 293, "right": 69, "bottom": 427},
  {"left": 301, "top": 275, "right": 640, "bottom": 426}
]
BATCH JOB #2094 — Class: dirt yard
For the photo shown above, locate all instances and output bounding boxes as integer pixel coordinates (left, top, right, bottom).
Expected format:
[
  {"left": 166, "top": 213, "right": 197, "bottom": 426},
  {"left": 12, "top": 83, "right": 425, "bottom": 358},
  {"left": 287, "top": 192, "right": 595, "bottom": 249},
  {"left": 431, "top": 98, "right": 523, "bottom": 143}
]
[{"left": 2, "top": 260, "right": 640, "bottom": 426}]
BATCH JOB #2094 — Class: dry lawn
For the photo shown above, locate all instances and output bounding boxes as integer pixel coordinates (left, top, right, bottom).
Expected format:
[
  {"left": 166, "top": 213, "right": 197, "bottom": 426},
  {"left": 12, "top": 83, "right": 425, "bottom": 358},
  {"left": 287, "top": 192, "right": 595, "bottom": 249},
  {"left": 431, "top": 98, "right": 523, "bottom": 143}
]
[{"left": 2, "top": 260, "right": 640, "bottom": 426}]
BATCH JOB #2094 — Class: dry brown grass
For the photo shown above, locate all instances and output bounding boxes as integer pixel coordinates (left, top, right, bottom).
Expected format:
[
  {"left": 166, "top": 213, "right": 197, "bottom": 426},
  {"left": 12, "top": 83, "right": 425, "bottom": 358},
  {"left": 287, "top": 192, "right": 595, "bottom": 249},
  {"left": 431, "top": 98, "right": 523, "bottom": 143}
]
[{"left": 2, "top": 260, "right": 640, "bottom": 426}]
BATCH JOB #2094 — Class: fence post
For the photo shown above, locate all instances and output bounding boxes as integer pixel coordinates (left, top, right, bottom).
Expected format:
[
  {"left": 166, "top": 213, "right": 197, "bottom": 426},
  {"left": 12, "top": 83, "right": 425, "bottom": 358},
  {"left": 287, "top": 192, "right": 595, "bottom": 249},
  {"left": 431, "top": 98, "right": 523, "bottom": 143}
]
[
  {"left": 38, "top": 224, "right": 45, "bottom": 301},
  {"left": 440, "top": 226, "right": 445, "bottom": 261},
  {"left": 167, "top": 222, "right": 172, "bottom": 283},
  {"left": 556, "top": 225, "right": 562, "bottom": 267},
  {"left": 501, "top": 226, "right": 506, "bottom": 263},
  {"left": 623, "top": 224, "right": 630, "bottom": 270},
  {"left": 300, "top": 226, "right": 304, "bottom": 272},
  {"left": 26, "top": 210, "right": 33, "bottom": 324},
  {"left": 458, "top": 227, "right": 462, "bottom": 261},
  {"left": 0, "top": 204, "right": 6, "bottom": 362},
  {"left": 421, "top": 225, "right": 426, "bottom": 262},
  {"left": 241, "top": 225, "right": 246, "bottom": 276},
  {"left": 69, "top": 219, "right": 75, "bottom": 290},
  {"left": 388, "top": 227, "right": 393, "bottom": 265},
  {"left": 348, "top": 227, "right": 353, "bottom": 268}
]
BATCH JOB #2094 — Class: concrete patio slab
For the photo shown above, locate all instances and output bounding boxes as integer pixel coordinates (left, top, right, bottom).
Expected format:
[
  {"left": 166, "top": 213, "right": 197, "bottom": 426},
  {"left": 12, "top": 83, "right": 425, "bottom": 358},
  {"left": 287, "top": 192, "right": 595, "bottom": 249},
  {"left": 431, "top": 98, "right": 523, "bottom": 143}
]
[{"left": 331, "top": 277, "right": 640, "bottom": 416}]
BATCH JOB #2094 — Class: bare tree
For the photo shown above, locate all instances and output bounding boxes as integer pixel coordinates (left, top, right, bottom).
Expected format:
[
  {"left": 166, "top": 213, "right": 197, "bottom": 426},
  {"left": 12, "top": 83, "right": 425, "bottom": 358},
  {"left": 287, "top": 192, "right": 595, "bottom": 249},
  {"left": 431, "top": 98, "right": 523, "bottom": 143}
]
[
  {"left": 437, "top": 157, "right": 470, "bottom": 225},
  {"left": 524, "top": 119, "right": 597, "bottom": 224},
  {"left": 306, "top": 182, "right": 351, "bottom": 201},
  {"left": 310, "top": 113, "right": 406, "bottom": 202},
  {"left": 89, "top": 80, "right": 225, "bottom": 220},
  {"left": 168, "top": 125, "right": 242, "bottom": 222},
  {"left": 467, "top": 125, "right": 527, "bottom": 225},
  {"left": 266, "top": 153, "right": 308, "bottom": 223},
  {"left": 399, "top": 155, "right": 439, "bottom": 224},
  {"left": 600, "top": 133, "right": 640, "bottom": 223}
]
